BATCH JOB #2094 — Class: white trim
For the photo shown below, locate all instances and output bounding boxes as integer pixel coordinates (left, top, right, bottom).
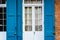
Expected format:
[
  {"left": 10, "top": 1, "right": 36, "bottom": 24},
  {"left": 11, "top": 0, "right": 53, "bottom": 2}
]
[
  {"left": 23, "top": 4, "right": 43, "bottom": 7},
  {"left": 0, "top": 4, "right": 6, "bottom": 7},
  {"left": 42, "top": 0, "right": 44, "bottom": 40},
  {"left": 32, "top": 6, "right": 35, "bottom": 32},
  {"left": 23, "top": 4, "right": 43, "bottom": 6},
  {"left": 23, "top": 1, "right": 25, "bottom": 32}
]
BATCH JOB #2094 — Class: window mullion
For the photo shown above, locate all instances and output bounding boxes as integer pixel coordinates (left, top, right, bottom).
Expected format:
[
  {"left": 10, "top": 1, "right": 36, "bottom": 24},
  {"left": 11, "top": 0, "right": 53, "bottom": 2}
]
[
  {"left": 32, "top": 6, "right": 35, "bottom": 32},
  {"left": 3, "top": 7, "right": 4, "bottom": 31}
]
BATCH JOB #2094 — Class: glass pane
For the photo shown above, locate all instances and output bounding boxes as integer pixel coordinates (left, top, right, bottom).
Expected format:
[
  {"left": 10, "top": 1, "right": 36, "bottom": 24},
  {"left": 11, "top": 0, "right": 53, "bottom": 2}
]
[
  {"left": 0, "top": 20, "right": 3, "bottom": 24},
  {"left": 39, "top": 7, "right": 42, "bottom": 14},
  {"left": 0, "top": 0, "right": 6, "bottom": 4},
  {"left": 24, "top": 0, "right": 42, "bottom": 4},
  {"left": 2, "top": 0, "right": 6, "bottom": 4},
  {"left": 0, "top": 14, "right": 3, "bottom": 19},
  {"left": 35, "top": 25, "right": 38, "bottom": 31},
  {"left": 35, "top": 7, "right": 42, "bottom": 31},
  {"left": 4, "top": 26, "right": 6, "bottom": 31},
  {"left": 38, "top": 25, "right": 42, "bottom": 31},
  {"left": 0, "top": 8, "right": 3, "bottom": 14},
  {"left": 35, "top": 25, "right": 42, "bottom": 31},
  {"left": 29, "top": 20, "right": 32, "bottom": 25},
  {"left": 0, "top": 7, "right": 6, "bottom": 31},
  {"left": 0, "top": 26, "right": 3, "bottom": 31},
  {"left": 29, "top": 14, "right": 32, "bottom": 19},
  {"left": 35, "top": 20, "right": 38, "bottom": 25},
  {"left": 35, "top": 14, "right": 38, "bottom": 19},
  {"left": 29, "top": 7, "right": 32, "bottom": 13},
  {"left": 25, "top": 7, "right": 32, "bottom": 31},
  {"left": 0, "top": 0, "right": 2, "bottom": 4},
  {"left": 25, "top": 25, "right": 32, "bottom": 31}
]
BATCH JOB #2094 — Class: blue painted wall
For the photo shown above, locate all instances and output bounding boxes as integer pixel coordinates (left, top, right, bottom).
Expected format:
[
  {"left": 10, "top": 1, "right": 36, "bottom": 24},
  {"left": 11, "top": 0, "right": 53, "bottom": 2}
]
[{"left": 7, "top": 0, "right": 55, "bottom": 40}]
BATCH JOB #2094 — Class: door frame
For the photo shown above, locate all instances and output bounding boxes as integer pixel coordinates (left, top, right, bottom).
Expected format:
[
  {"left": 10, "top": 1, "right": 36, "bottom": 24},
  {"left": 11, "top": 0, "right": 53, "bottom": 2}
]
[{"left": 22, "top": 0, "right": 44, "bottom": 40}]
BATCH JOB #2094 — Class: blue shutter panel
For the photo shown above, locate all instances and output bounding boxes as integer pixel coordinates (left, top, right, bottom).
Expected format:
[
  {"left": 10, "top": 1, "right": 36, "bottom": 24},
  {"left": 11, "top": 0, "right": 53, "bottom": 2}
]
[
  {"left": 44, "top": 0, "right": 55, "bottom": 40},
  {"left": 7, "top": 0, "right": 16, "bottom": 40},
  {"left": 17, "top": 0, "right": 22, "bottom": 40}
]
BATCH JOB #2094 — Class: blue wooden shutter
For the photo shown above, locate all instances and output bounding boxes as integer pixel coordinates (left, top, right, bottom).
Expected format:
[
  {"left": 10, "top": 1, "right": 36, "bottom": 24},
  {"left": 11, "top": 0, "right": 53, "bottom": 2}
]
[
  {"left": 17, "top": 0, "right": 22, "bottom": 40},
  {"left": 7, "top": 0, "right": 16, "bottom": 40},
  {"left": 44, "top": 0, "right": 55, "bottom": 40}
]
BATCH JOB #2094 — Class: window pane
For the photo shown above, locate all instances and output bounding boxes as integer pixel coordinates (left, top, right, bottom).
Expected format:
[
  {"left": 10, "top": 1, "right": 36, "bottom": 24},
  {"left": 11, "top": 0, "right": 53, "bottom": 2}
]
[
  {"left": 0, "top": 8, "right": 3, "bottom": 13},
  {"left": 35, "top": 25, "right": 38, "bottom": 31},
  {"left": 25, "top": 7, "right": 32, "bottom": 31},
  {"left": 29, "top": 14, "right": 32, "bottom": 19},
  {"left": 24, "top": 0, "right": 42, "bottom": 4},
  {"left": 0, "top": 20, "right": 3, "bottom": 24},
  {"left": 35, "top": 20, "right": 38, "bottom": 25},
  {"left": 0, "top": 0, "right": 6, "bottom": 4},
  {"left": 0, "top": 14, "right": 3, "bottom": 19},
  {"left": 0, "top": 0, "right": 2, "bottom": 4},
  {"left": 0, "top": 0, "right": 6, "bottom": 31},
  {"left": 25, "top": 25, "right": 32, "bottom": 31},
  {"left": 35, "top": 7, "right": 42, "bottom": 31},
  {"left": 2, "top": 0, "right": 6, "bottom": 4},
  {"left": 4, "top": 26, "right": 6, "bottom": 31},
  {"left": 29, "top": 20, "right": 32, "bottom": 25},
  {"left": 0, "top": 26, "right": 3, "bottom": 31},
  {"left": 35, "top": 25, "right": 42, "bottom": 31},
  {"left": 38, "top": 25, "right": 42, "bottom": 31}
]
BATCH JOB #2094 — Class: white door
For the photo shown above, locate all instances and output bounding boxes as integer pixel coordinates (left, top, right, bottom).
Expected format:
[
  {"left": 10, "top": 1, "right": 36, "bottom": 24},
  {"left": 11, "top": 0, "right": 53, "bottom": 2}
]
[
  {"left": 23, "top": 7, "right": 34, "bottom": 40},
  {"left": 34, "top": 7, "right": 44, "bottom": 40},
  {"left": 23, "top": 0, "right": 44, "bottom": 40}
]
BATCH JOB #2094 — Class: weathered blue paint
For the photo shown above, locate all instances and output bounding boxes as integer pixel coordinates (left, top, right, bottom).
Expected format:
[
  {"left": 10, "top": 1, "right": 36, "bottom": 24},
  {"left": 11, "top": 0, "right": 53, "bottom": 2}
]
[
  {"left": 17, "top": 0, "right": 22, "bottom": 40},
  {"left": 44, "top": 0, "right": 55, "bottom": 40},
  {"left": 7, "top": 0, "right": 22, "bottom": 40},
  {"left": 7, "top": 0, "right": 17, "bottom": 40}
]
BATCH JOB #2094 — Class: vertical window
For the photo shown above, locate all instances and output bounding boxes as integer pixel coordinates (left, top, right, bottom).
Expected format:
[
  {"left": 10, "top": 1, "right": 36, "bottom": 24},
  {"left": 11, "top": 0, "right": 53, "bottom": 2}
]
[
  {"left": 0, "top": 7, "right": 6, "bottom": 31},
  {"left": 24, "top": 0, "right": 43, "bottom": 32},
  {"left": 35, "top": 7, "right": 42, "bottom": 31},
  {"left": 25, "top": 7, "right": 32, "bottom": 31},
  {"left": 0, "top": 0, "right": 6, "bottom": 31}
]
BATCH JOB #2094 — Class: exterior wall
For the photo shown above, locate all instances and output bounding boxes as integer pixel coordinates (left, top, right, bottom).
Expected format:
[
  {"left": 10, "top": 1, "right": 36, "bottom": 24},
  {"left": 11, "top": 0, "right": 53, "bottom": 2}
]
[{"left": 55, "top": 0, "right": 60, "bottom": 40}]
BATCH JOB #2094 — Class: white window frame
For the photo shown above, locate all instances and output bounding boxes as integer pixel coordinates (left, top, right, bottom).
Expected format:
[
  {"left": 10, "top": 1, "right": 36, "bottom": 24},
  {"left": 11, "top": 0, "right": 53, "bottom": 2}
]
[
  {"left": 23, "top": 0, "right": 44, "bottom": 33},
  {"left": 0, "top": 4, "right": 6, "bottom": 7}
]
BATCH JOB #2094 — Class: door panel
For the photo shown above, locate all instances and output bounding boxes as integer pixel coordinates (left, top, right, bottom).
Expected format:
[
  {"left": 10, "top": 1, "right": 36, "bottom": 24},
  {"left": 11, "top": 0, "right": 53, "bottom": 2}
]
[
  {"left": 23, "top": 6, "right": 44, "bottom": 40},
  {"left": 35, "top": 7, "right": 44, "bottom": 40},
  {"left": 23, "top": 32, "right": 34, "bottom": 40},
  {"left": 23, "top": 7, "right": 34, "bottom": 40}
]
